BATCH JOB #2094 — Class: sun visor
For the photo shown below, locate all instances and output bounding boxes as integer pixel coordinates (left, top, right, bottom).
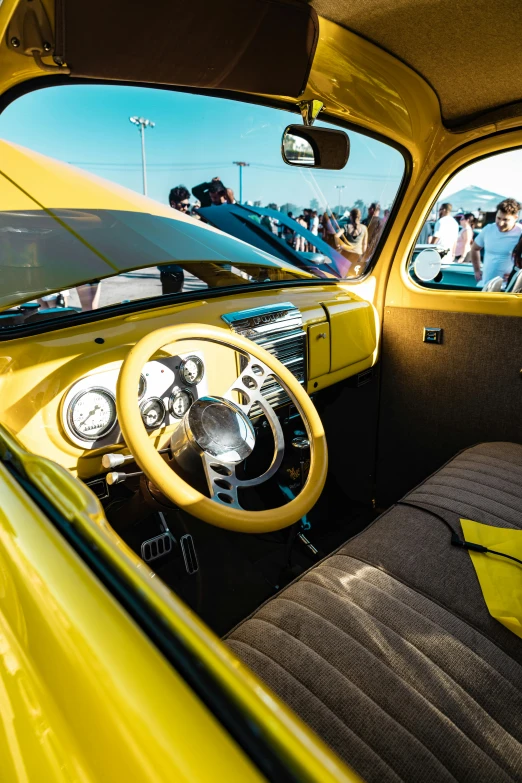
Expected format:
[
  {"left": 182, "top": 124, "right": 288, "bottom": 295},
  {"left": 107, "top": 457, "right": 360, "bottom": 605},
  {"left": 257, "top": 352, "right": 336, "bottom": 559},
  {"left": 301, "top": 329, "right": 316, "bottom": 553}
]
[{"left": 54, "top": 0, "right": 319, "bottom": 98}]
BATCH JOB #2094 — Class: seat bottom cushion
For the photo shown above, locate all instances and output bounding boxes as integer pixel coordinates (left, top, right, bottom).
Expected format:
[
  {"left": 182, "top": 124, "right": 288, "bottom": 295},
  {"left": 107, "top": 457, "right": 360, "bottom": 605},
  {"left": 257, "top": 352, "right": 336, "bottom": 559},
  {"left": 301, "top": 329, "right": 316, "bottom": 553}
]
[{"left": 227, "top": 443, "right": 522, "bottom": 782}]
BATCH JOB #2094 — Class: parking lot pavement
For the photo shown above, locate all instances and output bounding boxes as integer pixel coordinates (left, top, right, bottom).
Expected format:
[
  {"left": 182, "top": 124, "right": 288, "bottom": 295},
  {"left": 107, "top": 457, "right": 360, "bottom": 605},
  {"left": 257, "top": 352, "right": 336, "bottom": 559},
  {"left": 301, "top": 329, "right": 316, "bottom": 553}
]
[{"left": 67, "top": 268, "right": 206, "bottom": 309}]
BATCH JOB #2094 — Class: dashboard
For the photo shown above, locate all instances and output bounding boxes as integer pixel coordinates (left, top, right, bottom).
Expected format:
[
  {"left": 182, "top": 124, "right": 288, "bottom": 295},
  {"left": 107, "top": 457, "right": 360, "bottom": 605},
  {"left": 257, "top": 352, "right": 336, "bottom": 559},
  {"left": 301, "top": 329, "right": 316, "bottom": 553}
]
[{"left": 0, "top": 284, "right": 377, "bottom": 479}]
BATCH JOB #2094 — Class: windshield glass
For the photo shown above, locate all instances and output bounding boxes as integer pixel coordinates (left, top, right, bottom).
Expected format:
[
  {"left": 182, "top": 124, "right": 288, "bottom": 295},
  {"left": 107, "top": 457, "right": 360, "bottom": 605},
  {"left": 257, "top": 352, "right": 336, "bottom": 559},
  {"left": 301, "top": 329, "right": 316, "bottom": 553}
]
[{"left": 0, "top": 85, "right": 404, "bottom": 325}]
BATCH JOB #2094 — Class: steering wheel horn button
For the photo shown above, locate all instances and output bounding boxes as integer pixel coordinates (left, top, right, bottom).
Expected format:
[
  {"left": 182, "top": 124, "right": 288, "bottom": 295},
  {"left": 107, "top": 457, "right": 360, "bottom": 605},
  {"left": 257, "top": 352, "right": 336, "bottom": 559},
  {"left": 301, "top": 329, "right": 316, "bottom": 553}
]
[{"left": 185, "top": 396, "right": 255, "bottom": 464}]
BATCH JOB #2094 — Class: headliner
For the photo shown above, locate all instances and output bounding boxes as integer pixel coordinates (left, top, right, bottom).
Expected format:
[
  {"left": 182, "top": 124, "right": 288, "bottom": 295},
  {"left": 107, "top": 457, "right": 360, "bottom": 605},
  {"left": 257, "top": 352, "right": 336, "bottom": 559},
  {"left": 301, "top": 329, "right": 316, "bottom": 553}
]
[{"left": 308, "top": 0, "right": 522, "bottom": 127}]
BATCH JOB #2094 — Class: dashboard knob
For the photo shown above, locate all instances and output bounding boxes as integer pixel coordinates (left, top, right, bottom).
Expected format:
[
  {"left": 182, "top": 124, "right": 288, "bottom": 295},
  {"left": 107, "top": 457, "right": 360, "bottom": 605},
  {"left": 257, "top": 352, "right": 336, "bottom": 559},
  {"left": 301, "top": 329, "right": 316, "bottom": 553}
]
[
  {"left": 102, "top": 452, "right": 133, "bottom": 469},
  {"left": 106, "top": 471, "right": 123, "bottom": 485},
  {"left": 106, "top": 470, "right": 142, "bottom": 486},
  {"left": 292, "top": 436, "right": 310, "bottom": 451}
]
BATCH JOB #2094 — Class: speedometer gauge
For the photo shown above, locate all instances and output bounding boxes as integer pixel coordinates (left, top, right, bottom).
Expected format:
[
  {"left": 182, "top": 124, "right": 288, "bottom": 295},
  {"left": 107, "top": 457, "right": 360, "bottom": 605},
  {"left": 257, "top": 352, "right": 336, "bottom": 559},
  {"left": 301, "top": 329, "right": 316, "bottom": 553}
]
[
  {"left": 68, "top": 388, "right": 116, "bottom": 441},
  {"left": 179, "top": 355, "right": 204, "bottom": 385},
  {"left": 169, "top": 389, "right": 193, "bottom": 418},
  {"left": 140, "top": 397, "right": 166, "bottom": 429}
]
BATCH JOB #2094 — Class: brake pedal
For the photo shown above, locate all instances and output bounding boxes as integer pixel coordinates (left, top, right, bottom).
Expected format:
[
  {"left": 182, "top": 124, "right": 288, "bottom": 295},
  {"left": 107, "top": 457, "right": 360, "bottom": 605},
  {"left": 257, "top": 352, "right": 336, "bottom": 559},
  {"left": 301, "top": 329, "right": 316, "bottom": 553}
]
[
  {"left": 298, "top": 532, "right": 319, "bottom": 557},
  {"left": 180, "top": 534, "right": 199, "bottom": 575},
  {"left": 141, "top": 531, "right": 173, "bottom": 562}
]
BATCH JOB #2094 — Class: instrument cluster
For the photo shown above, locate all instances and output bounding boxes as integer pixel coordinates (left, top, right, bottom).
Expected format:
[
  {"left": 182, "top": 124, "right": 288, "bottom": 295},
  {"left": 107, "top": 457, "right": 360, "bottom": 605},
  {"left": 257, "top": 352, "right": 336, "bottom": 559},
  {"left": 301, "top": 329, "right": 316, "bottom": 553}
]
[{"left": 62, "top": 352, "right": 207, "bottom": 449}]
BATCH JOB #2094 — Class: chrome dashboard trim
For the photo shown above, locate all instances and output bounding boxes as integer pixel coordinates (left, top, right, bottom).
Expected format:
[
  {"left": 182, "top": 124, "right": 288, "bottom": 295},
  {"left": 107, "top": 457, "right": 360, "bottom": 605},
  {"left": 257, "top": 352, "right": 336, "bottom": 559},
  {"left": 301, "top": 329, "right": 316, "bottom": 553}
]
[{"left": 222, "top": 302, "right": 306, "bottom": 417}]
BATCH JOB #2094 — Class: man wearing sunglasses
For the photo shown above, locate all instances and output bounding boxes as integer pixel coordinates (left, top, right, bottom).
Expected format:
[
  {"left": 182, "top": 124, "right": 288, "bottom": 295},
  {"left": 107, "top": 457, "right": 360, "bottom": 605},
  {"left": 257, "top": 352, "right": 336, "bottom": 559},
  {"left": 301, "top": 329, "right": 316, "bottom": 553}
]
[
  {"left": 169, "top": 185, "right": 191, "bottom": 212},
  {"left": 159, "top": 185, "right": 189, "bottom": 295}
]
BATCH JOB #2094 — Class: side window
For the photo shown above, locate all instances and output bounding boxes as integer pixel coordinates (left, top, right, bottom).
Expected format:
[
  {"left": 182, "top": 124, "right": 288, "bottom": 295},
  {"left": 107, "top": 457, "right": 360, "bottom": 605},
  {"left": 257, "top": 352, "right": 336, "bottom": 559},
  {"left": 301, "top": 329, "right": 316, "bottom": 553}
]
[{"left": 410, "top": 149, "right": 522, "bottom": 293}]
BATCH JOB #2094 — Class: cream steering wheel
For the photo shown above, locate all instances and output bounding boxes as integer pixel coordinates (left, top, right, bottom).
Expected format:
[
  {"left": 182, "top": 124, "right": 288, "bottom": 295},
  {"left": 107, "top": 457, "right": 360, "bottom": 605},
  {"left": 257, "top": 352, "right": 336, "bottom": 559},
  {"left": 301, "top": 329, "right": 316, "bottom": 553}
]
[{"left": 116, "top": 323, "right": 327, "bottom": 534}]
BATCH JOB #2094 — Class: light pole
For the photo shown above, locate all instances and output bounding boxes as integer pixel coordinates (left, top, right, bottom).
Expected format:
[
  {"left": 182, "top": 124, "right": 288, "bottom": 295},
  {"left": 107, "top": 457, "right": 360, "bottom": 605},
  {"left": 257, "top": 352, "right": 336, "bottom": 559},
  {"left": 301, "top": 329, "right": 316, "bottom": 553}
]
[
  {"left": 129, "top": 116, "right": 155, "bottom": 196},
  {"left": 335, "top": 184, "right": 345, "bottom": 215},
  {"left": 233, "top": 161, "right": 249, "bottom": 204}
]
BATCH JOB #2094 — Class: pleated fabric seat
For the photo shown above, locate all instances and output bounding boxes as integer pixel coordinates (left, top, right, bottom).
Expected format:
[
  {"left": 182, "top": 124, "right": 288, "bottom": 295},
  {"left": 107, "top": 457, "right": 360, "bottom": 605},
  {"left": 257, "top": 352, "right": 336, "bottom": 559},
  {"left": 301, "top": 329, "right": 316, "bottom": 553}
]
[{"left": 227, "top": 443, "right": 522, "bottom": 782}]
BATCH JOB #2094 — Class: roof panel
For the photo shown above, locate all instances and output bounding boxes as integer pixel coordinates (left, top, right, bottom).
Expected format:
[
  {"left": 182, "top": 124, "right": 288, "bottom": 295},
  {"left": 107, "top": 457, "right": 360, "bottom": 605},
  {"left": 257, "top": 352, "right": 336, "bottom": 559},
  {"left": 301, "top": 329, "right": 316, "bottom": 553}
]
[{"left": 310, "top": 0, "right": 522, "bottom": 125}]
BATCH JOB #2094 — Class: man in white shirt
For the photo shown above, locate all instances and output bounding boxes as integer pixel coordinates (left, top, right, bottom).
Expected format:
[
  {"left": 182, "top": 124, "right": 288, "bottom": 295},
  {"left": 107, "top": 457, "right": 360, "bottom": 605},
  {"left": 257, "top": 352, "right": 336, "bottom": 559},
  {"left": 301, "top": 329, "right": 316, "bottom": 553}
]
[
  {"left": 470, "top": 198, "right": 522, "bottom": 288},
  {"left": 429, "top": 202, "right": 459, "bottom": 261}
]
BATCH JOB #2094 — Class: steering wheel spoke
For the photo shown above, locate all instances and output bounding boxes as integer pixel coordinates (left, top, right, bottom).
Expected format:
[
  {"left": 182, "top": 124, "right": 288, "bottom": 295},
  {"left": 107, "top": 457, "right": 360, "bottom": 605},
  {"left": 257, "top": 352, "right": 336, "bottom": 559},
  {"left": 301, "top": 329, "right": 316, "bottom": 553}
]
[
  {"left": 202, "top": 453, "right": 241, "bottom": 509},
  {"left": 223, "top": 354, "right": 271, "bottom": 415},
  {"left": 223, "top": 355, "right": 285, "bottom": 489}
]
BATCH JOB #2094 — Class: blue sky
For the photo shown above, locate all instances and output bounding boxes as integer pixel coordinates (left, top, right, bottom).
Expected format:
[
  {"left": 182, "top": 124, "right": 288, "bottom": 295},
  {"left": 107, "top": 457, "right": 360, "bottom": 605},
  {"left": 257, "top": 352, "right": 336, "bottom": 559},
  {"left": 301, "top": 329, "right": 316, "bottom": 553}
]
[
  {"left": 444, "top": 149, "right": 522, "bottom": 203},
  {"left": 0, "top": 84, "right": 404, "bottom": 212}
]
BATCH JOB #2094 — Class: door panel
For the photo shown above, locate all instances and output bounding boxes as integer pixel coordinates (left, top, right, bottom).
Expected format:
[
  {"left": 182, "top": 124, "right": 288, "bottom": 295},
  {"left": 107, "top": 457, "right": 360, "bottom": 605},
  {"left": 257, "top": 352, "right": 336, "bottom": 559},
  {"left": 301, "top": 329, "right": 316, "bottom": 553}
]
[{"left": 376, "top": 306, "right": 522, "bottom": 504}]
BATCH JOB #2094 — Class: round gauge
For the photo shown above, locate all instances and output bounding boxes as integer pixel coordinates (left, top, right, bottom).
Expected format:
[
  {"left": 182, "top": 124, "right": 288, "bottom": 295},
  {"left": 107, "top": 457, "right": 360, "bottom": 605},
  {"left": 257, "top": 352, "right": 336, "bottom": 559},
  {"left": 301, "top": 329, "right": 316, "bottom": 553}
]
[
  {"left": 169, "top": 389, "right": 193, "bottom": 418},
  {"left": 138, "top": 373, "right": 147, "bottom": 399},
  {"left": 140, "top": 397, "right": 166, "bottom": 429},
  {"left": 180, "top": 355, "right": 204, "bottom": 385},
  {"left": 68, "top": 388, "right": 116, "bottom": 441}
]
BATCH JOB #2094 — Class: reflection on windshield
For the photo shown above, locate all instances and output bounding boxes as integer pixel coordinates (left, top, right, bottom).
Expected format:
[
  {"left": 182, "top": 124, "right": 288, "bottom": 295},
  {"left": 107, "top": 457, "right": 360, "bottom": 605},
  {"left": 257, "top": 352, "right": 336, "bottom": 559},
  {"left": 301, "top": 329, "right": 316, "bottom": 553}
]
[{"left": 0, "top": 261, "right": 305, "bottom": 329}]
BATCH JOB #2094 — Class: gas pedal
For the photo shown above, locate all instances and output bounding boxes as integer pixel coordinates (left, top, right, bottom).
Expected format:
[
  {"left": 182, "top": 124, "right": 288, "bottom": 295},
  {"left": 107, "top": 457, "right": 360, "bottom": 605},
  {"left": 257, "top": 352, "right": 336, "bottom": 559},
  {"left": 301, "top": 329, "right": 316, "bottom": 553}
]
[
  {"left": 141, "top": 531, "right": 173, "bottom": 562},
  {"left": 180, "top": 534, "right": 199, "bottom": 575}
]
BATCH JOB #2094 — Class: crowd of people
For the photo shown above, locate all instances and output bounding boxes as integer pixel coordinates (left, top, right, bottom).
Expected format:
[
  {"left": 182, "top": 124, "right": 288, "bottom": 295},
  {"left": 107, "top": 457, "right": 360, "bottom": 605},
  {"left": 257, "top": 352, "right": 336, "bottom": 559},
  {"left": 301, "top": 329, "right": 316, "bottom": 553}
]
[
  {"left": 36, "top": 172, "right": 394, "bottom": 310},
  {"left": 34, "top": 175, "right": 522, "bottom": 312},
  {"left": 268, "top": 202, "right": 389, "bottom": 263},
  {"left": 421, "top": 198, "right": 522, "bottom": 288},
  {"left": 166, "top": 178, "right": 392, "bottom": 280}
]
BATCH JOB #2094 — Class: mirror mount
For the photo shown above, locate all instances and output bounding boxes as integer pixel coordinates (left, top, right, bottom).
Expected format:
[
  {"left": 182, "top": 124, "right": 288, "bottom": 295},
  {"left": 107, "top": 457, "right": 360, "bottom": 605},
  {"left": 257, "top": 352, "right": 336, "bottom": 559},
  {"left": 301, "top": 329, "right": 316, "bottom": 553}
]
[
  {"left": 298, "top": 99, "right": 324, "bottom": 127},
  {"left": 7, "top": 0, "right": 71, "bottom": 74}
]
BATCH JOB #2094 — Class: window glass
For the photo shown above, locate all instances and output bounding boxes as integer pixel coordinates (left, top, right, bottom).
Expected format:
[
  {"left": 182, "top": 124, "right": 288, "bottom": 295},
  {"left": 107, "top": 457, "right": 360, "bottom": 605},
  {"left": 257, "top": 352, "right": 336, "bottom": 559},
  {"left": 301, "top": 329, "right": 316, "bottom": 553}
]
[
  {"left": 411, "top": 149, "right": 522, "bottom": 293},
  {"left": 0, "top": 85, "right": 404, "bottom": 328}
]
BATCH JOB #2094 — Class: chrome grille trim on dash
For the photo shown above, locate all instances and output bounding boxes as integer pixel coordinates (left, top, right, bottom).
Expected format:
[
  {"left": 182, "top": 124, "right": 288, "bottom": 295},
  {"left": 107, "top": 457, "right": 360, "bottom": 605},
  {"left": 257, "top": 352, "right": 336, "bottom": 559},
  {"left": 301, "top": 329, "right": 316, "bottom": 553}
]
[{"left": 222, "top": 303, "right": 306, "bottom": 417}]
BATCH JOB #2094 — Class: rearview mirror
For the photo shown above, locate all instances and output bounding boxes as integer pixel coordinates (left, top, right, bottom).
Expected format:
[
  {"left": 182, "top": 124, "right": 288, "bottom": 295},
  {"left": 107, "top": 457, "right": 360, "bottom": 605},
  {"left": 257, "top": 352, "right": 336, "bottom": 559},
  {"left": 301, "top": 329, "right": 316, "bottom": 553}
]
[{"left": 281, "top": 125, "right": 350, "bottom": 170}]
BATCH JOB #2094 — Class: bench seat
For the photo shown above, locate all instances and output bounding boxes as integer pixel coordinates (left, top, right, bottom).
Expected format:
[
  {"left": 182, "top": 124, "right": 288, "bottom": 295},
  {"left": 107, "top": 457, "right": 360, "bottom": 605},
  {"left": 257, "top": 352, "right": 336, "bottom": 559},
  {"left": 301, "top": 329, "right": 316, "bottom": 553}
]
[{"left": 227, "top": 443, "right": 522, "bottom": 782}]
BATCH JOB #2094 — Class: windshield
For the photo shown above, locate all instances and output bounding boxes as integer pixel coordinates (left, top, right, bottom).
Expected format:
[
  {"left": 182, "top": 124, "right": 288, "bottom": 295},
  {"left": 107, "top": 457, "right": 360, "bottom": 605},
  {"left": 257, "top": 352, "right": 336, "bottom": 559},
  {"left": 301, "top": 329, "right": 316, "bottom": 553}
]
[{"left": 0, "top": 85, "right": 404, "bottom": 326}]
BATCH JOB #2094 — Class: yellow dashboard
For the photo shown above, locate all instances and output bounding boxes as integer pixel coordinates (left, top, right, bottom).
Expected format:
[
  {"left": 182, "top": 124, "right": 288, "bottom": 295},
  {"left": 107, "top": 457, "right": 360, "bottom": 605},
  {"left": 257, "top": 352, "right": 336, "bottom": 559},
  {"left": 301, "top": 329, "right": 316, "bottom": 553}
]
[{"left": 0, "top": 284, "right": 376, "bottom": 480}]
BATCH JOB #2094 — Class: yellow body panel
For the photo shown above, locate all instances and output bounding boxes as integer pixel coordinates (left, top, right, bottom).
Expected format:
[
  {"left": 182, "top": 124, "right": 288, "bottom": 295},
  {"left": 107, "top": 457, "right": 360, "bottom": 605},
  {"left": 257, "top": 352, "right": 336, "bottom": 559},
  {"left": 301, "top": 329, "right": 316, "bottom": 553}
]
[
  {"left": 308, "top": 322, "right": 331, "bottom": 379},
  {"left": 0, "top": 423, "right": 361, "bottom": 782},
  {"left": 0, "top": 454, "right": 266, "bottom": 782}
]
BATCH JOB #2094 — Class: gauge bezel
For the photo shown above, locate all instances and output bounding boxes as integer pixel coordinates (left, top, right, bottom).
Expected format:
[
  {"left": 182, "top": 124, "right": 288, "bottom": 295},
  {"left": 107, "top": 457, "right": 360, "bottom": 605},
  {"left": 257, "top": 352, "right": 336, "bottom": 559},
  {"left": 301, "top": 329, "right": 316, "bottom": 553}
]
[
  {"left": 179, "top": 355, "right": 205, "bottom": 386},
  {"left": 138, "top": 373, "right": 147, "bottom": 400},
  {"left": 139, "top": 396, "right": 166, "bottom": 429},
  {"left": 67, "top": 387, "right": 117, "bottom": 442},
  {"left": 169, "top": 388, "right": 194, "bottom": 419}
]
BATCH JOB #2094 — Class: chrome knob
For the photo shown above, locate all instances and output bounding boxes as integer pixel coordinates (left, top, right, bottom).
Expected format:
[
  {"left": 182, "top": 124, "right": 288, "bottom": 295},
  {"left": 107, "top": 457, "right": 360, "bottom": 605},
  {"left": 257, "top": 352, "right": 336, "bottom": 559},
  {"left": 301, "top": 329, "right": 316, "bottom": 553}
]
[
  {"left": 102, "top": 452, "right": 133, "bottom": 469},
  {"left": 106, "top": 470, "right": 142, "bottom": 486}
]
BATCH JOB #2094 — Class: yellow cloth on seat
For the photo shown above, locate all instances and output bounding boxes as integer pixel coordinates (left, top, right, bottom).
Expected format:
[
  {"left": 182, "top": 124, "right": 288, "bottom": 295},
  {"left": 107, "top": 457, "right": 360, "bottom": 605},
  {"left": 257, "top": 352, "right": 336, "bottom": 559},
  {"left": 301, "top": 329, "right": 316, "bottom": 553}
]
[{"left": 461, "top": 519, "right": 522, "bottom": 640}]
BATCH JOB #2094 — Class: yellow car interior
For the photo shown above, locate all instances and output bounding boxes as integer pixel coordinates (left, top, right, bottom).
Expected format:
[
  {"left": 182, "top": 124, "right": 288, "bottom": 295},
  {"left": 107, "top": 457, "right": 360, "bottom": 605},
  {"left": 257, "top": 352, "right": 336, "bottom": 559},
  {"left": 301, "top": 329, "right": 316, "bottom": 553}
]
[{"left": 0, "top": 1, "right": 521, "bottom": 781}]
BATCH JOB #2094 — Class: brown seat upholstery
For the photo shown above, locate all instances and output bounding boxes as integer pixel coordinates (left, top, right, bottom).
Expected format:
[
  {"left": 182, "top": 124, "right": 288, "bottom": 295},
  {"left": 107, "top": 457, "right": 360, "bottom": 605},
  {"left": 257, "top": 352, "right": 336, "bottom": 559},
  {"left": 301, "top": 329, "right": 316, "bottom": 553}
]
[{"left": 227, "top": 443, "right": 522, "bottom": 782}]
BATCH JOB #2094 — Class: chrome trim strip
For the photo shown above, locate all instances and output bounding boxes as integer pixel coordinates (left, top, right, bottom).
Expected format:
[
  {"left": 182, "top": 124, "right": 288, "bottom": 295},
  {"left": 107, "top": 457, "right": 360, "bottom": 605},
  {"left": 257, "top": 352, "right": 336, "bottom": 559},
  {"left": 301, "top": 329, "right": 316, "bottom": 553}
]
[
  {"left": 222, "top": 302, "right": 306, "bottom": 417},
  {"left": 221, "top": 302, "right": 298, "bottom": 326}
]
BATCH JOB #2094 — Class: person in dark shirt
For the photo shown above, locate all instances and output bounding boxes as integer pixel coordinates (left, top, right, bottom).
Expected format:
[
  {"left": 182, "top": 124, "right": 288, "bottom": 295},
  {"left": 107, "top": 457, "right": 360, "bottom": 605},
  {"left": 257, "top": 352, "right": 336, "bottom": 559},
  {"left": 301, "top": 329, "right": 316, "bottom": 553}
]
[
  {"left": 192, "top": 178, "right": 234, "bottom": 208},
  {"left": 159, "top": 185, "right": 189, "bottom": 295}
]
